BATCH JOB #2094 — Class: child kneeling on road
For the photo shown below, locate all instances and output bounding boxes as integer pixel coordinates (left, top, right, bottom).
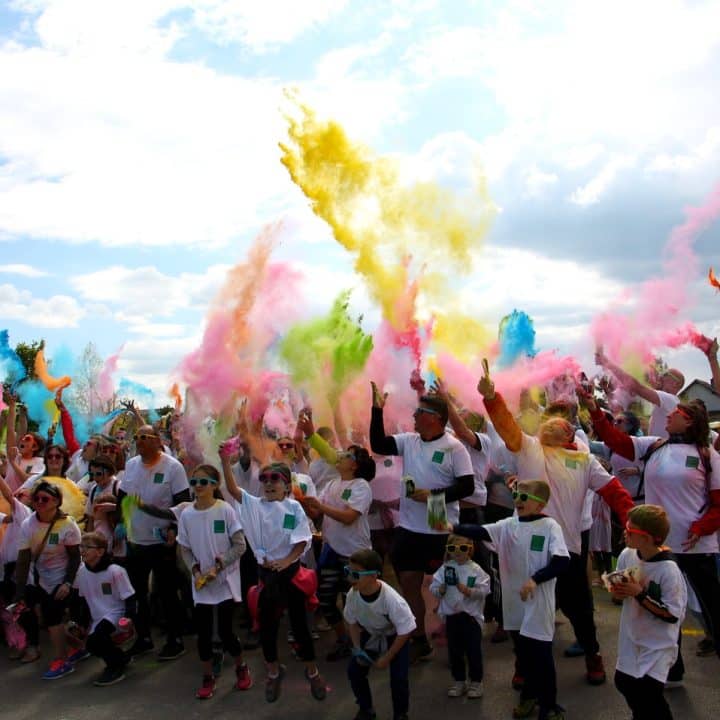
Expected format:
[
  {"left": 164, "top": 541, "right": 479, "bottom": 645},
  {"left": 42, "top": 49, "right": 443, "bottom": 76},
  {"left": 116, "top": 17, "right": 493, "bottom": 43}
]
[{"left": 344, "top": 549, "right": 416, "bottom": 720}]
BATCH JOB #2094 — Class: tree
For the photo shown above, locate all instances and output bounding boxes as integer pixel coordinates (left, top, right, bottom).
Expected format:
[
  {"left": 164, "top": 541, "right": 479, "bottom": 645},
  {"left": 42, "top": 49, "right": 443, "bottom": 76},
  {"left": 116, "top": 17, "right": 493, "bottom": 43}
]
[
  {"left": 14, "top": 340, "right": 43, "bottom": 381},
  {"left": 71, "top": 342, "right": 105, "bottom": 416}
]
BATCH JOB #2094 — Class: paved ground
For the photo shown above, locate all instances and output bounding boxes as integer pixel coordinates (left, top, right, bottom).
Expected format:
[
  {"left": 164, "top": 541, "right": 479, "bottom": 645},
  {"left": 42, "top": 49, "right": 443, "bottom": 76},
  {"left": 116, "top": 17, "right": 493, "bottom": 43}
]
[{"left": 2, "top": 588, "right": 718, "bottom": 720}]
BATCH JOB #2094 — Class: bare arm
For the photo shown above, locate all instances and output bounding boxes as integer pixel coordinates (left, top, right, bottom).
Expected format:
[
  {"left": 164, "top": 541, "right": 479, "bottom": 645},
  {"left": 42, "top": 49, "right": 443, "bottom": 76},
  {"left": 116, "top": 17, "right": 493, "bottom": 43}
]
[
  {"left": 596, "top": 349, "right": 659, "bottom": 406},
  {"left": 706, "top": 338, "right": 720, "bottom": 392},
  {"left": 220, "top": 452, "right": 242, "bottom": 503},
  {"left": 6, "top": 395, "right": 16, "bottom": 455},
  {"left": 0, "top": 473, "right": 13, "bottom": 506},
  {"left": 432, "top": 379, "right": 480, "bottom": 449}
]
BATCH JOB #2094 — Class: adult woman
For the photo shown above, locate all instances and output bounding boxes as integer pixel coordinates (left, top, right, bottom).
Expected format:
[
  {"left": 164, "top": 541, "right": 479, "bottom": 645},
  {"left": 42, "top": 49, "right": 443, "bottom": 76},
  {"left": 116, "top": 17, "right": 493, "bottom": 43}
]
[
  {"left": 14, "top": 481, "right": 82, "bottom": 677},
  {"left": 585, "top": 394, "right": 720, "bottom": 679},
  {"left": 297, "top": 411, "right": 376, "bottom": 661}
]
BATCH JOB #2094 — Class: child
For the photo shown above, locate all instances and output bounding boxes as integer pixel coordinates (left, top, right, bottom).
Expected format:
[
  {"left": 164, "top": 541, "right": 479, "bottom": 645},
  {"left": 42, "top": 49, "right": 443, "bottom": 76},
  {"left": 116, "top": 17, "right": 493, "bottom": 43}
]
[
  {"left": 454, "top": 480, "right": 569, "bottom": 720},
  {"left": 429, "top": 534, "right": 490, "bottom": 698},
  {"left": 344, "top": 548, "right": 416, "bottom": 720},
  {"left": 609, "top": 504, "right": 687, "bottom": 720},
  {"left": 73, "top": 531, "right": 136, "bottom": 686},
  {"left": 176, "top": 464, "right": 250, "bottom": 699},
  {"left": 219, "top": 457, "right": 327, "bottom": 704}
]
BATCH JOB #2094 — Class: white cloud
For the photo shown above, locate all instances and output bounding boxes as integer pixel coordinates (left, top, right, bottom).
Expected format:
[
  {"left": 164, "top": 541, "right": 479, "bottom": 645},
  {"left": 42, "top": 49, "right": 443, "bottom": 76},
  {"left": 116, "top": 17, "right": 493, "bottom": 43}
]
[
  {"left": 0, "top": 282, "right": 85, "bottom": 327},
  {"left": 570, "top": 155, "right": 635, "bottom": 206},
  {"left": 524, "top": 166, "right": 558, "bottom": 197},
  {"left": 0, "top": 263, "right": 50, "bottom": 277}
]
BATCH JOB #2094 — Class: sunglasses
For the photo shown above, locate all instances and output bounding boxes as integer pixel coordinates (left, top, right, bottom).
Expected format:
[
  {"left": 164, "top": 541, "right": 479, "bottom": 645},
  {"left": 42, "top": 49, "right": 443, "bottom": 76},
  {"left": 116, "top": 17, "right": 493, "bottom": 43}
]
[
  {"left": 80, "top": 544, "right": 103, "bottom": 551},
  {"left": 259, "top": 471, "right": 288, "bottom": 484},
  {"left": 613, "top": 418, "right": 627, "bottom": 425},
  {"left": 670, "top": 408, "right": 692, "bottom": 421},
  {"left": 89, "top": 470, "right": 109, "bottom": 477},
  {"left": 343, "top": 565, "right": 378, "bottom": 580},
  {"left": 277, "top": 443, "right": 294, "bottom": 450},
  {"left": 46, "top": 453, "right": 64, "bottom": 460},
  {"left": 33, "top": 494, "right": 56, "bottom": 504},
  {"left": 189, "top": 477, "right": 218, "bottom": 487},
  {"left": 135, "top": 433, "right": 158, "bottom": 441},
  {"left": 337, "top": 451, "right": 356, "bottom": 461},
  {"left": 414, "top": 407, "right": 440, "bottom": 417},
  {"left": 21, "top": 435, "right": 35, "bottom": 443},
  {"left": 446, "top": 543, "right": 473, "bottom": 553},
  {"left": 512, "top": 490, "right": 546, "bottom": 504}
]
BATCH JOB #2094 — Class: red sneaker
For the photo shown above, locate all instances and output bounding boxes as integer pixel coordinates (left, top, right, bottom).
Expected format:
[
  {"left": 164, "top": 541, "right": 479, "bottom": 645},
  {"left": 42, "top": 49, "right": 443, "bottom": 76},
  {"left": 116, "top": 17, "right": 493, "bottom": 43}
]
[
  {"left": 511, "top": 673, "right": 525, "bottom": 690},
  {"left": 585, "top": 654, "right": 606, "bottom": 685},
  {"left": 196, "top": 675, "right": 216, "bottom": 699},
  {"left": 234, "top": 663, "right": 253, "bottom": 691}
]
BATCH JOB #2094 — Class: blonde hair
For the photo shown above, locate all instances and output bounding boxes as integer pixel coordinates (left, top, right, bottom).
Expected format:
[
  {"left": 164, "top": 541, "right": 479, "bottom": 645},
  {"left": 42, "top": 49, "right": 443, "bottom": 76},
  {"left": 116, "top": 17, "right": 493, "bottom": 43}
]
[
  {"left": 516, "top": 479, "right": 551, "bottom": 503},
  {"left": 628, "top": 504, "right": 670, "bottom": 544}
]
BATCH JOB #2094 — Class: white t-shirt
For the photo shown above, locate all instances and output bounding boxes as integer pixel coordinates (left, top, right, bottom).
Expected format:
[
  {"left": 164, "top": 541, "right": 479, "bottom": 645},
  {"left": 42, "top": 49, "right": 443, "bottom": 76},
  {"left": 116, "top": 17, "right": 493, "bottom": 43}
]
[
  {"left": 615, "top": 548, "right": 687, "bottom": 682},
  {"left": 5, "top": 456, "right": 45, "bottom": 493},
  {"left": 231, "top": 461, "right": 262, "bottom": 497},
  {"left": 514, "top": 434, "right": 613, "bottom": 554},
  {"left": 320, "top": 478, "right": 372, "bottom": 557},
  {"left": 630, "top": 437, "right": 720, "bottom": 554},
  {"left": 74, "top": 562, "right": 135, "bottom": 632},
  {"left": 119, "top": 454, "right": 189, "bottom": 545},
  {"left": 0, "top": 499, "right": 33, "bottom": 566},
  {"left": 235, "top": 489, "right": 312, "bottom": 566},
  {"left": 368, "top": 455, "right": 401, "bottom": 531},
  {"left": 463, "top": 433, "right": 489, "bottom": 507},
  {"left": 177, "top": 500, "right": 243, "bottom": 605},
  {"left": 392, "top": 432, "right": 474, "bottom": 534},
  {"left": 19, "top": 514, "right": 82, "bottom": 593},
  {"left": 344, "top": 580, "right": 416, "bottom": 637},
  {"left": 430, "top": 559, "right": 490, "bottom": 623},
  {"left": 292, "top": 472, "right": 317, "bottom": 498},
  {"left": 309, "top": 457, "right": 341, "bottom": 495},
  {"left": 483, "top": 515, "right": 569, "bottom": 641},
  {"left": 648, "top": 391, "right": 680, "bottom": 439},
  {"left": 66, "top": 450, "right": 88, "bottom": 484}
]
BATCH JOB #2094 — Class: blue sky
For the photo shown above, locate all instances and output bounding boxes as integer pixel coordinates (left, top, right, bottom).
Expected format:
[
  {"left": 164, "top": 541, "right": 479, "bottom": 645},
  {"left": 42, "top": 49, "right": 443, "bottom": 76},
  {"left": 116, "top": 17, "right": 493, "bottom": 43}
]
[{"left": 1, "top": 0, "right": 720, "bottom": 396}]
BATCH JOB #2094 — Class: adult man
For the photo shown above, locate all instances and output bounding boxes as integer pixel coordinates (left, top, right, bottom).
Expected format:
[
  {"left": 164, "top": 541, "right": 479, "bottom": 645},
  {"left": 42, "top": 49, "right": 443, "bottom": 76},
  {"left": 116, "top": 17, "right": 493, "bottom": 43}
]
[
  {"left": 118, "top": 425, "right": 190, "bottom": 660},
  {"left": 596, "top": 348, "right": 683, "bottom": 439},
  {"left": 477, "top": 364, "right": 634, "bottom": 685},
  {"left": 369, "top": 381, "right": 474, "bottom": 662}
]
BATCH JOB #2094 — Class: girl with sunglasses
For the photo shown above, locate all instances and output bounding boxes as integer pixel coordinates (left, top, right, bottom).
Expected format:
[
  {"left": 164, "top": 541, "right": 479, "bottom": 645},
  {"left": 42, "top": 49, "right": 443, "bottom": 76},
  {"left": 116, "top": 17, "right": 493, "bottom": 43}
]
[
  {"left": 176, "top": 464, "right": 250, "bottom": 699},
  {"left": 13, "top": 481, "right": 81, "bottom": 676},
  {"left": 218, "top": 457, "right": 327, "bottom": 704},
  {"left": 4, "top": 393, "right": 46, "bottom": 492},
  {"left": 429, "top": 534, "right": 490, "bottom": 699}
]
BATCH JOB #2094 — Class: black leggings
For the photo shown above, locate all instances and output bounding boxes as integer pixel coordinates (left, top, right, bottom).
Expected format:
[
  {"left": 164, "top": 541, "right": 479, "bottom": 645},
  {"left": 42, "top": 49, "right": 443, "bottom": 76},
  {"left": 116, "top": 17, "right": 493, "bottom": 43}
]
[
  {"left": 614, "top": 670, "right": 672, "bottom": 720},
  {"left": 512, "top": 632, "right": 557, "bottom": 713},
  {"left": 556, "top": 551, "right": 599, "bottom": 656},
  {"left": 258, "top": 563, "right": 315, "bottom": 663},
  {"left": 195, "top": 600, "right": 242, "bottom": 662},
  {"left": 19, "top": 585, "right": 69, "bottom": 646},
  {"left": 87, "top": 619, "right": 129, "bottom": 671},
  {"left": 318, "top": 546, "right": 349, "bottom": 627}
]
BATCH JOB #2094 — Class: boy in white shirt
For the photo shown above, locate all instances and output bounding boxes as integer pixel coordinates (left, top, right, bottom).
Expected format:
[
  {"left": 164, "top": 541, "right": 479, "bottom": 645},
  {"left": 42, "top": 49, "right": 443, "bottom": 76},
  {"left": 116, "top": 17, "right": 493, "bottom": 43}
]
[
  {"left": 430, "top": 534, "right": 490, "bottom": 699},
  {"left": 344, "top": 548, "right": 416, "bottom": 720},
  {"left": 610, "top": 505, "right": 687, "bottom": 720},
  {"left": 74, "top": 531, "right": 136, "bottom": 686},
  {"left": 454, "top": 480, "right": 570, "bottom": 720}
]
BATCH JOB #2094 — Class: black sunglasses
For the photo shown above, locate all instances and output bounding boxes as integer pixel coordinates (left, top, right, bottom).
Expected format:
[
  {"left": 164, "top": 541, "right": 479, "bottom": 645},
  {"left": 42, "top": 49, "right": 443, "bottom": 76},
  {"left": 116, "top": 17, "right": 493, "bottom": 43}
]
[
  {"left": 189, "top": 477, "right": 218, "bottom": 487},
  {"left": 259, "top": 471, "right": 288, "bottom": 483}
]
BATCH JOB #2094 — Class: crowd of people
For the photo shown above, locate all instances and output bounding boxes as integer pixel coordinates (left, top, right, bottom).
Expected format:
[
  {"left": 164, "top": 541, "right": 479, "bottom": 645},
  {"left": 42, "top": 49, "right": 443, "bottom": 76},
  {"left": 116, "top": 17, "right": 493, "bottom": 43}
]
[{"left": 1, "top": 338, "right": 720, "bottom": 720}]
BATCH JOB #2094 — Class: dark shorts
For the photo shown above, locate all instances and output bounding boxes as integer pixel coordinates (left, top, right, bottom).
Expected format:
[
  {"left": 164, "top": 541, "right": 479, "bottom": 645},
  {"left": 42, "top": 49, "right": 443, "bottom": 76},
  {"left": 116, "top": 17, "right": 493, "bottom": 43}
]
[{"left": 391, "top": 527, "right": 448, "bottom": 574}]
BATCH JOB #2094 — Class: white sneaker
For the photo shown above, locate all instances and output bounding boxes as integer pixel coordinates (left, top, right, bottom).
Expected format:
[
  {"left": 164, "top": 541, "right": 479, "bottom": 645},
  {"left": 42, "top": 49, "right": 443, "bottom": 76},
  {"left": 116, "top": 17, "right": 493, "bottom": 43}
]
[
  {"left": 664, "top": 680, "right": 684, "bottom": 690},
  {"left": 447, "top": 681, "right": 466, "bottom": 697},
  {"left": 467, "top": 681, "right": 484, "bottom": 699}
]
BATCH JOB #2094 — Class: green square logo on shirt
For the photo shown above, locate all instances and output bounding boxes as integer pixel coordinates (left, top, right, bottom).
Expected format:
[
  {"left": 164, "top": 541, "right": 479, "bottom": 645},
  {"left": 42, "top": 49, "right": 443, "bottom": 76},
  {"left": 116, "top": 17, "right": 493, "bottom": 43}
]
[
  {"left": 48, "top": 533, "right": 59, "bottom": 545},
  {"left": 647, "top": 580, "right": 662, "bottom": 602},
  {"left": 341, "top": 488, "right": 352, "bottom": 501},
  {"left": 530, "top": 535, "right": 545, "bottom": 552},
  {"left": 467, "top": 576, "right": 476, "bottom": 588},
  {"left": 213, "top": 520, "right": 225, "bottom": 534},
  {"left": 299, "top": 483, "right": 307, "bottom": 495},
  {"left": 283, "top": 514, "right": 296, "bottom": 530},
  {"left": 431, "top": 451, "right": 445, "bottom": 464},
  {"left": 685, "top": 456, "right": 700, "bottom": 469},
  {"left": 25, "top": 465, "right": 33, "bottom": 473},
  {"left": 153, "top": 473, "right": 165, "bottom": 484},
  {"left": 565, "top": 458, "right": 578, "bottom": 469},
  {"left": 101, "top": 582, "right": 112, "bottom": 596}
]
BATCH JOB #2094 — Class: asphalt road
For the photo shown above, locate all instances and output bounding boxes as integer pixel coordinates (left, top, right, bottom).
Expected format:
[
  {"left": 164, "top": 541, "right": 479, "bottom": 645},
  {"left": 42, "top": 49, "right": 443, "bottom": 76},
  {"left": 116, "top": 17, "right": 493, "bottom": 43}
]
[{"left": 2, "top": 588, "right": 718, "bottom": 720}]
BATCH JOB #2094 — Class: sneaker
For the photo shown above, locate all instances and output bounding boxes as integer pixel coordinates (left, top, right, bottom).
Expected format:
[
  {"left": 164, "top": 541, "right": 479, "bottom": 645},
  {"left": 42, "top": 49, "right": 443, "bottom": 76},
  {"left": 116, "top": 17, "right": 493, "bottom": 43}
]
[
  {"left": 158, "top": 640, "right": 186, "bottom": 661},
  {"left": 409, "top": 636, "right": 434, "bottom": 663},
  {"left": 265, "top": 665, "right": 286, "bottom": 703},
  {"left": 664, "top": 679, "right": 684, "bottom": 690},
  {"left": 541, "top": 705, "right": 566, "bottom": 720},
  {"left": 467, "top": 681, "right": 484, "bottom": 699},
  {"left": 20, "top": 646, "right": 40, "bottom": 664},
  {"left": 244, "top": 630, "right": 260, "bottom": 650},
  {"left": 311, "top": 629, "right": 320, "bottom": 640},
  {"left": 67, "top": 648, "right": 91, "bottom": 663},
  {"left": 287, "top": 630, "right": 296, "bottom": 643},
  {"left": 585, "top": 653, "right": 606, "bottom": 685},
  {"left": 447, "top": 681, "right": 467, "bottom": 697},
  {"left": 212, "top": 651, "right": 224, "bottom": 677},
  {"left": 512, "top": 673, "right": 525, "bottom": 690},
  {"left": 315, "top": 616, "right": 331, "bottom": 632},
  {"left": 94, "top": 667, "right": 126, "bottom": 687},
  {"left": 128, "top": 637, "right": 154, "bottom": 657},
  {"left": 326, "top": 638, "right": 352, "bottom": 662},
  {"left": 563, "top": 641, "right": 585, "bottom": 658},
  {"left": 195, "top": 675, "right": 216, "bottom": 700},
  {"left": 512, "top": 698, "right": 538, "bottom": 718},
  {"left": 354, "top": 711, "right": 377, "bottom": 720},
  {"left": 491, "top": 626, "right": 509, "bottom": 644},
  {"left": 8, "top": 646, "right": 23, "bottom": 660},
  {"left": 696, "top": 637, "right": 716, "bottom": 657},
  {"left": 234, "top": 663, "right": 252, "bottom": 691},
  {"left": 42, "top": 659, "right": 75, "bottom": 680},
  {"left": 305, "top": 668, "right": 327, "bottom": 701}
]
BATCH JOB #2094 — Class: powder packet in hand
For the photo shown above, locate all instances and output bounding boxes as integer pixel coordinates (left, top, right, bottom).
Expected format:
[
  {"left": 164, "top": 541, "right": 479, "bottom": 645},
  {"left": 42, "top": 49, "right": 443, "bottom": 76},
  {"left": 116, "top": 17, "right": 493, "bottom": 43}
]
[{"left": 427, "top": 493, "right": 447, "bottom": 530}]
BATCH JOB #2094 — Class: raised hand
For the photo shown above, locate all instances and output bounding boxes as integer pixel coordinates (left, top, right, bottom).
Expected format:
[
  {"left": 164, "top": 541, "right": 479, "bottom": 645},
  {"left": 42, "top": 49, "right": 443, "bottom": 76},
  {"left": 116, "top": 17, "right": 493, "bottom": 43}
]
[
  {"left": 370, "top": 381, "right": 388, "bottom": 409},
  {"left": 296, "top": 408, "right": 315, "bottom": 438},
  {"left": 476, "top": 359, "right": 495, "bottom": 399}
]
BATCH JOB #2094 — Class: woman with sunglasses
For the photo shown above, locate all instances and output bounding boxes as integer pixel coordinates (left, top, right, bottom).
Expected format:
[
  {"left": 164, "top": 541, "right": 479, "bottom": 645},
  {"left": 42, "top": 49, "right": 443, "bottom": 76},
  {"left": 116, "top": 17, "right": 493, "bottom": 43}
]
[
  {"left": 84, "top": 456, "right": 124, "bottom": 559},
  {"left": 218, "top": 456, "right": 327, "bottom": 704},
  {"left": 4, "top": 393, "right": 46, "bottom": 492},
  {"left": 176, "top": 464, "right": 250, "bottom": 699},
  {"left": 13, "top": 481, "right": 81, "bottom": 676},
  {"left": 583, "top": 392, "right": 720, "bottom": 682},
  {"left": 296, "top": 410, "right": 376, "bottom": 662}
]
